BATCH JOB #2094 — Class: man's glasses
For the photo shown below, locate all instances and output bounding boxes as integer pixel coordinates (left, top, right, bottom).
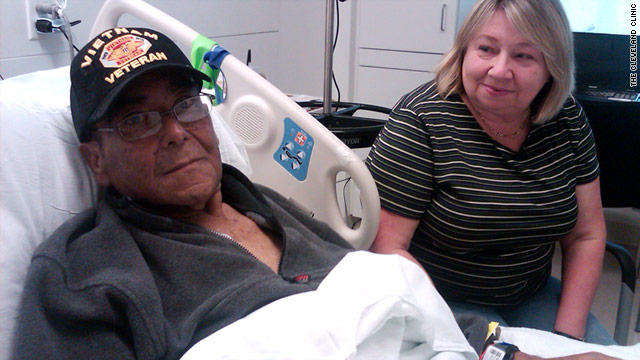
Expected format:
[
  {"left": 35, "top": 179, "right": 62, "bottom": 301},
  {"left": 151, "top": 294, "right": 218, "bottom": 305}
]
[{"left": 94, "top": 94, "right": 214, "bottom": 141}]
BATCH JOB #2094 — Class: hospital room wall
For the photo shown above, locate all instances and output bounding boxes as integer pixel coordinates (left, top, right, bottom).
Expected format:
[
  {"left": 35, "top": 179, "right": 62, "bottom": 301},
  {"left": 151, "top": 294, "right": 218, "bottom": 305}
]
[
  {"left": 0, "top": 1, "right": 282, "bottom": 86},
  {"left": 0, "top": 0, "right": 348, "bottom": 100},
  {"left": 0, "top": 0, "right": 355, "bottom": 103},
  {"left": 278, "top": 0, "right": 478, "bottom": 106},
  {"left": 0, "top": 0, "right": 428, "bottom": 105}
]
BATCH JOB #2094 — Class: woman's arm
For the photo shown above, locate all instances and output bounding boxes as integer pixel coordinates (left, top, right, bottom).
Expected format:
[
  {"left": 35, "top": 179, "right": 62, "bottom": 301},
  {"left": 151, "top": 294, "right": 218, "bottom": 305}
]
[
  {"left": 369, "top": 208, "right": 422, "bottom": 268},
  {"left": 555, "top": 177, "right": 607, "bottom": 339},
  {"left": 514, "top": 351, "right": 619, "bottom": 360}
]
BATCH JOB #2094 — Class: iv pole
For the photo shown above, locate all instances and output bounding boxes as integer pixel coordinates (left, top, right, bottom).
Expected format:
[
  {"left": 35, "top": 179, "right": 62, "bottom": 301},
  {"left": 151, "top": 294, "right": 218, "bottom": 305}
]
[
  {"left": 322, "top": 0, "right": 335, "bottom": 114},
  {"left": 300, "top": 0, "right": 389, "bottom": 149}
]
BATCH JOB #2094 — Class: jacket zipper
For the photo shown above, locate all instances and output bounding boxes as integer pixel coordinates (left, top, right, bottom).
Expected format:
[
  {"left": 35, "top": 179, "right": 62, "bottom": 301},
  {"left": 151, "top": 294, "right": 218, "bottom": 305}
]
[
  {"left": 206, "top": 229, "right": 286, "bottom": 276},
  {"left": 276, "top": 231, "right": 285, "bottom": 274},
  {"left": 205, "top": 229, "right": 259, "bottom": 261}
]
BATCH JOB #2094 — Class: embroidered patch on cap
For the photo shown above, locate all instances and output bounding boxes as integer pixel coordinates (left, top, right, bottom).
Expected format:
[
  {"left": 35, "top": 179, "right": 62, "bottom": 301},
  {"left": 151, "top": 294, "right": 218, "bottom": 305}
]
[
  {"left": 70, "top": 27, "right": 210, "bottom": 142},
  {"left": 99, "top": 34, "right": 151, "bottom": 68}
]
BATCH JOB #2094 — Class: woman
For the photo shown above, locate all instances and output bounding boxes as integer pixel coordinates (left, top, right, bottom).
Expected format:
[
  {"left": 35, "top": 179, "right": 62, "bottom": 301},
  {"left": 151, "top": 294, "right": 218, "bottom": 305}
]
[{"left": 365, "top": 0, "right": 613, "bottom": 344}]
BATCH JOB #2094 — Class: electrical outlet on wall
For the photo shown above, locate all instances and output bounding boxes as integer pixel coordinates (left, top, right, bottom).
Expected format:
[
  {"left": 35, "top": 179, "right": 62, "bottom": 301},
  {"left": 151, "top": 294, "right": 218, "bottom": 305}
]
[{"left": 25, "top": 0, "right": 51, "bottom": 40}]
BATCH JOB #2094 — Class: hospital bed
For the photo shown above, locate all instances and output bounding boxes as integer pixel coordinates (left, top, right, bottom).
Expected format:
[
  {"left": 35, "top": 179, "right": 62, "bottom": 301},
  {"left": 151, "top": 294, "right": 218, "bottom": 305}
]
[
  {"left": 0, "top": 0, "right": 637, "bottom": 358},
  {"left": 0, "top": 0, "right": 378, "bottom": 357}
]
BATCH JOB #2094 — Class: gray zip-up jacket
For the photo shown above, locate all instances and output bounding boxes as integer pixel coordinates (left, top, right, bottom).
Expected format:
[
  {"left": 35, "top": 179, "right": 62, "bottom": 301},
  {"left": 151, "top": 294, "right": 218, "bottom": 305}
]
[{"left": 11, "top": 165, "right": 353, "bottom": 360}]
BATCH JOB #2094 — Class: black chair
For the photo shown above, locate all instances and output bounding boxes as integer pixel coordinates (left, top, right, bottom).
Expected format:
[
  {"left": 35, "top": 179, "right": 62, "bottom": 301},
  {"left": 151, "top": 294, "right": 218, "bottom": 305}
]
[{"left": 579, "top": 96, "right": 639, "bottom": 345}]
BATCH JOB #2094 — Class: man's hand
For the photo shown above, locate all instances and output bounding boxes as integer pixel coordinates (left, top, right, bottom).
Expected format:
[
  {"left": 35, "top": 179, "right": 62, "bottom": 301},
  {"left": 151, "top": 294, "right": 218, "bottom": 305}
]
[{"left": 514, "top": 351, "right": 620, "bottom": 360}]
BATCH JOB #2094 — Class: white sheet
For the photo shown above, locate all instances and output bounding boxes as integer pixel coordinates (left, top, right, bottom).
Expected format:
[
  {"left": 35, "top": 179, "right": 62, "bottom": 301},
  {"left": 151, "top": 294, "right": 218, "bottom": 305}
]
[
  {"left": 181, "top": 251, "right": 640, "bottom": 360},
  {"left": 500, "top": 327, "right": 640, "bottom": 360},
  {"left": 181, "top": 251, "right": 478, "bottom": 360}
]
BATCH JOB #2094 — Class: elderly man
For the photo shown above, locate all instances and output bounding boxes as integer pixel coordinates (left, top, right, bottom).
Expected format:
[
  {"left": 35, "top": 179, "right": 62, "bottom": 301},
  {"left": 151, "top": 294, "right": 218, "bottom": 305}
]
[
  {"left": 10, "top": 27, "right": 353, "bottom": 359},
  {"left": 11, "top": 27, "right": 622, "bottom": 360}
]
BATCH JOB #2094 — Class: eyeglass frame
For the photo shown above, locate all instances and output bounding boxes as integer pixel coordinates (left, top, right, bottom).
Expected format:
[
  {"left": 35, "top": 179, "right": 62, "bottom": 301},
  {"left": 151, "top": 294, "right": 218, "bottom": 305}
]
[{"left": 92, "top": 93, "right": 215, "bottom": 141}]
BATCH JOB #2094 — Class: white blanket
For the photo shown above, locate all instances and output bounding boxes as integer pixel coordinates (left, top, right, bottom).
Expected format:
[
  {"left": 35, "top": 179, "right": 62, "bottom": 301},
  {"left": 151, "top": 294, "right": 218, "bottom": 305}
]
[
  {"left": 181, "top": 251, "right": 477, "bottom": 360},
  {"left": 500, "top": 327, "right": 640, "bottom": 360},
  {"left": 181, "top": 251, "right": 640, "bottom": 360}
]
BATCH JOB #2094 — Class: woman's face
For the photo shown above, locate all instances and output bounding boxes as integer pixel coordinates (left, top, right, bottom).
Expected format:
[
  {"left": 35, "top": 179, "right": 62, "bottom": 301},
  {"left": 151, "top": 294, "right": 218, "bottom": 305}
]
[{"left": 461, "top": 8, "right": 550, "bottom": 119}]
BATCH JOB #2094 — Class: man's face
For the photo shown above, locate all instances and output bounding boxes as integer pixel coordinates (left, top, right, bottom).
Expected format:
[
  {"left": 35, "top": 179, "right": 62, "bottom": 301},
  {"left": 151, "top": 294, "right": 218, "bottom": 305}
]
[{"left": 81, "top": 71, "right": 223, "bottom": 210}]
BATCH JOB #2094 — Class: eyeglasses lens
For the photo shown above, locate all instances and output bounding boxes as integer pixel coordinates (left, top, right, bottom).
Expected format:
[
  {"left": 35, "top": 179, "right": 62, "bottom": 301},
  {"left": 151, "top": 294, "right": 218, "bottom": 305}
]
[{"left": 117, "top": 95, "right": 212, "bottom": 140}]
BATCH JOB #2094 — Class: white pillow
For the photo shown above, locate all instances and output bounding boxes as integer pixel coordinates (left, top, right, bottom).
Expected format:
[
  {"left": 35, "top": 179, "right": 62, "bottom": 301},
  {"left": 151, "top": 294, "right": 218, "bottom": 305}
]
[
  {"left": 0, "top": 66, "right": 251, "bottom": 360},
  {"left": 0, "top": 66, "right": 95, "bottom": 360}
]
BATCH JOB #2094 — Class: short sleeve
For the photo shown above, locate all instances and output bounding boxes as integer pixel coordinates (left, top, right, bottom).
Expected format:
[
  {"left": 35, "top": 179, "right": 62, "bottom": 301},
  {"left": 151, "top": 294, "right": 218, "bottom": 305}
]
[
  {"left": 365, "top": 92, "right": 435, "bottom": 219},
  {"left": 566, "top": 97, "right": 600, "bottom": 185}
]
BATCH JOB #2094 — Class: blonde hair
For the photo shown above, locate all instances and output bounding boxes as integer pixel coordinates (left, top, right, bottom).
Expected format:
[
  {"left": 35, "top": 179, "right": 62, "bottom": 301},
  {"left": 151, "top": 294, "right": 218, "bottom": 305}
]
[{"left": 434, "top": 0, "right": 574, "bottom": 124}]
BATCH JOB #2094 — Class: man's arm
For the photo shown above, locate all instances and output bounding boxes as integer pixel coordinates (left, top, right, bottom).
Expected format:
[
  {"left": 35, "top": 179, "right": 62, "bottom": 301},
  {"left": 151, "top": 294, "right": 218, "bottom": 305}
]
[{"left": 10, "top": 258, "right": 146, "bottom": 360}]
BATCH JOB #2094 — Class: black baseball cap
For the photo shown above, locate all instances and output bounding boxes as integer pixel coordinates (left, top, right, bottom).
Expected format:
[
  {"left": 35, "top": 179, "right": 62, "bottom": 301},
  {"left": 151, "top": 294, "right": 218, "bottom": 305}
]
[{"left": 70, "top": 27, "right": 211, "bottom": 142}]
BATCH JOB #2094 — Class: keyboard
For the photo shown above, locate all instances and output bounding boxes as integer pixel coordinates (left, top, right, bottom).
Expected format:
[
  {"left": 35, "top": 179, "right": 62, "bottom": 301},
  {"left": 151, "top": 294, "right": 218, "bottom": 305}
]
[{"left": 582, "top": 89, "right": 640, "bottom": 102}]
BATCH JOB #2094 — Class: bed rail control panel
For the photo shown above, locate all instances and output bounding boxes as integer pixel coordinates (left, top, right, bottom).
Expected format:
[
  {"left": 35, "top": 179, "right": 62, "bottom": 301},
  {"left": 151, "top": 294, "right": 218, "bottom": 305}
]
[{"left": 274, "top": 118, "right": 314, "bottom": 181}]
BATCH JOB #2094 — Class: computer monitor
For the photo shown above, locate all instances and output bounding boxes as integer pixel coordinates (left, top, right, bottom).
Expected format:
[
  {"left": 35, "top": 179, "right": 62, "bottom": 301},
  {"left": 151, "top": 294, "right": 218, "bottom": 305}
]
[
  {"left": 559, "top": 0, "right": 636, "bottom": 96},
  {"left": 573, "top": 32, "right": 634, "bottom": 93},
  {"left": 558, "top": 0, "right": 636, "bottom": 94}
]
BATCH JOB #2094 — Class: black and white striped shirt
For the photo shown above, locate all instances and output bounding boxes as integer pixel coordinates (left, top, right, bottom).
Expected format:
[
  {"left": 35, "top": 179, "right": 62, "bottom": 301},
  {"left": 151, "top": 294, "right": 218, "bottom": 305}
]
[{"left": 365, "top": 81, "right": 600, "bottom": 306}]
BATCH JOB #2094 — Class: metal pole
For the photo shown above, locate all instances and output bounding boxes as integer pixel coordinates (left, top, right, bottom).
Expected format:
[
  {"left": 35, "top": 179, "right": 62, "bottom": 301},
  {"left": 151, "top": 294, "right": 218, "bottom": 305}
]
[{"left": 322, "top": 0, "right": 335, "bottom": 114}]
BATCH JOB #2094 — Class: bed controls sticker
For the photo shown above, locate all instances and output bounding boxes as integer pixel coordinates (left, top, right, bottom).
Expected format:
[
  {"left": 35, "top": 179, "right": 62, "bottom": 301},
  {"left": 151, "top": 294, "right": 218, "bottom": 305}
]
[{"left": 273, "top": 117, "right": 314, "bottom": 181}]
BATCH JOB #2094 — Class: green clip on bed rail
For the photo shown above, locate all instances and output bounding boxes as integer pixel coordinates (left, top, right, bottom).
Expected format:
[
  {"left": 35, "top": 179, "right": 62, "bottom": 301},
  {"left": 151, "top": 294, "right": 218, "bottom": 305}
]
[{"left": 190, "top": 34, "right": 227, "bottom": 104}]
